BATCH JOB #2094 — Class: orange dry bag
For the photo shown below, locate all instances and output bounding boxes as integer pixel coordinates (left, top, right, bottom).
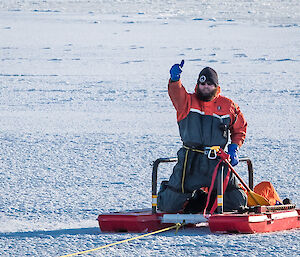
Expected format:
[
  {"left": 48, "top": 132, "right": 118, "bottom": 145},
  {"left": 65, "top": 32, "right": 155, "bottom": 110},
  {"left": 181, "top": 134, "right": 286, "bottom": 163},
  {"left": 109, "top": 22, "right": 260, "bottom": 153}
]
[{"left": 253, "top": 181, "right": 282, "bottom": 205}]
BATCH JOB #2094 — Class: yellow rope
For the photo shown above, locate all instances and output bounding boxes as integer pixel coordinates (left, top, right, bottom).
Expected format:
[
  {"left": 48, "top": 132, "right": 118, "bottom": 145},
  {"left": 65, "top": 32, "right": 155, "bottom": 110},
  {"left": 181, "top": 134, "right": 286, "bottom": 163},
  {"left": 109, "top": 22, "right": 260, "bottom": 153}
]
[
  {"left": 183, "top": 145, "right": 205, "bottom": 154},
  {"left": 59, "top": 223, "right": 184, "bottom": 257},
  {"left": 181, "top": 149, "right": 189, "bottom": 193},
  {"left": 181, "top": 145, "right": 206, "bottom": 193}
]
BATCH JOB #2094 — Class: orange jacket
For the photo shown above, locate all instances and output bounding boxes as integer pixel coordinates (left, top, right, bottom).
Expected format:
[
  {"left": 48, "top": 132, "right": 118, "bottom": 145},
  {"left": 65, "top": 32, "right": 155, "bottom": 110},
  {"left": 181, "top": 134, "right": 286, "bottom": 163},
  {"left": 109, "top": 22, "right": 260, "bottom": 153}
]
[{"left": 168, "top": 80, "right": 247, "bottom": 147}]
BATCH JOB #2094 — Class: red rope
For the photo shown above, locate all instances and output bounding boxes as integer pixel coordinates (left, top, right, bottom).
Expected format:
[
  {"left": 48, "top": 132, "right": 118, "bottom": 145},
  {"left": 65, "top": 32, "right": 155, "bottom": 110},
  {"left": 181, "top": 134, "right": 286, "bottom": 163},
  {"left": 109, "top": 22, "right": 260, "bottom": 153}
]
[
  {"left": 203, "top": 149, "right": 231, "bottom": 216},
  {"left": 203, "top": 160, "right": 221, "bottom": 216},
  {"left": 209, "top": 165, "right": 231, "bottom": 214}
]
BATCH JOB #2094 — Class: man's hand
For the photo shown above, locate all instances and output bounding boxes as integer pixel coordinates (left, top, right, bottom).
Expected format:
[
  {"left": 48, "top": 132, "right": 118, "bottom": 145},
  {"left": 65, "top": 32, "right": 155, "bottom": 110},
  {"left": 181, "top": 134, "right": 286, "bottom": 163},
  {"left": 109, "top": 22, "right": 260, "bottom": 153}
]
[
  {"left": 228, "top": 143, "right": 239, "bottom": 166},
  {"left": 170, "top": 60, "right": 184, "bottom": 81}
]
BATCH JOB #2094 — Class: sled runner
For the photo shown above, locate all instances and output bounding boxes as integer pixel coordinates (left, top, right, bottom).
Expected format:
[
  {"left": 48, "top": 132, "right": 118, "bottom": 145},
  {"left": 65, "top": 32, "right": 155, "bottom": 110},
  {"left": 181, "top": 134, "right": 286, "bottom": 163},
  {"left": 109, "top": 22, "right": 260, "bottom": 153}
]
[{"left": 98, "top": 154, "right": 300, "bottom": 234}]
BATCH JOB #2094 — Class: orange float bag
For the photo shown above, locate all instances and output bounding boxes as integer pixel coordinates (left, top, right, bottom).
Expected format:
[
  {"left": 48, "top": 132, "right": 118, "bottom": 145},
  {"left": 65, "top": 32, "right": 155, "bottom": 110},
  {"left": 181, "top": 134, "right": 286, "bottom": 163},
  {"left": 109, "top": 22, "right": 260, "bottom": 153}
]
[{"left": 253, "top": 181, "right": 282, "bottom": 205}]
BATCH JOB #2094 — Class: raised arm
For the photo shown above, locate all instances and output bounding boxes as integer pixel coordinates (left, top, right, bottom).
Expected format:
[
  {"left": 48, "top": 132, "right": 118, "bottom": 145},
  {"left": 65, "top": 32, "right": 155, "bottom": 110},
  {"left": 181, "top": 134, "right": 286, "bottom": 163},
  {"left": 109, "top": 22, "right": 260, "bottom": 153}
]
[{"left": 168, "top": 60, "right": 191, "bottom": 121}]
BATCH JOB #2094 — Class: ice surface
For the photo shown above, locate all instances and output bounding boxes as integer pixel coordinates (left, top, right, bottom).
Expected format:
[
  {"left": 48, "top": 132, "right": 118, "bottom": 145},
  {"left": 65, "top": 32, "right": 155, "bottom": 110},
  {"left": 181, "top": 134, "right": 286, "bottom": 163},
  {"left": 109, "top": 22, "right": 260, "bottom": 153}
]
[{"left": 0, "top": 0, "right": 299, "bottom": 256}]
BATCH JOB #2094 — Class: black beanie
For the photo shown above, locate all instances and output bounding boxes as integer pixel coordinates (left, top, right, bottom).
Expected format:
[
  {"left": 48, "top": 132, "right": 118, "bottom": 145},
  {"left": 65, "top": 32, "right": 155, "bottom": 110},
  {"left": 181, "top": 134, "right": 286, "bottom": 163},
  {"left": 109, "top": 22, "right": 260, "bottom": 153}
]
[{"left": 197, "top": 67, "right": 218, "bottom": 86}]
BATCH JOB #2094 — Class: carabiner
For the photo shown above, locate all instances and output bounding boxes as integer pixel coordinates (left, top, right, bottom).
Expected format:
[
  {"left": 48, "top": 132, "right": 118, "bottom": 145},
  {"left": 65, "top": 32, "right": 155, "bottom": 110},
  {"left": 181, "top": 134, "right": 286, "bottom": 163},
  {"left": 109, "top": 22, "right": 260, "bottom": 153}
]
[
  {"left": 208, "top": 149, "right": 217, "bottom": 159},
  {"left": 206, "top": 146, "right": 220, "bottom": 160}
]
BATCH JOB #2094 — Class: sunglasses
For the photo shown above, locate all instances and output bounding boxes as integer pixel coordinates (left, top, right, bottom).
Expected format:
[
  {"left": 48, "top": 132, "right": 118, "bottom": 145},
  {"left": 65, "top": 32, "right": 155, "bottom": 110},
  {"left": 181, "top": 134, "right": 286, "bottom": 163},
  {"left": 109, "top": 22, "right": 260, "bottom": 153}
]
[{"left": 199, "top": 81, "right": 214, "bottom": 86}]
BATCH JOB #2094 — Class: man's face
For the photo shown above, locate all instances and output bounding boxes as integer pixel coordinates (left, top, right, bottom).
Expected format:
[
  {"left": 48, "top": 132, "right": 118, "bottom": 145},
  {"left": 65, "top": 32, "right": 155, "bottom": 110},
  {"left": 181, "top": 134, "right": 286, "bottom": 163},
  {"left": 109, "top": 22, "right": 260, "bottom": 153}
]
[{"left": 197, "top": 81, "right": 218, "bottom": 101}]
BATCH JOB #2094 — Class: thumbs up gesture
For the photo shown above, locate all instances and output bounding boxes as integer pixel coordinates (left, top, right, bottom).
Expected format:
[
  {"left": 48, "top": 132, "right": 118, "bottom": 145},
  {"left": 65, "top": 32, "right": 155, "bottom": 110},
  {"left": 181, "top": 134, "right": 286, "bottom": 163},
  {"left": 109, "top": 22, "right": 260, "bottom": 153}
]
[{"left": 170, "top": 60, "right": 184, "bottom": 81}]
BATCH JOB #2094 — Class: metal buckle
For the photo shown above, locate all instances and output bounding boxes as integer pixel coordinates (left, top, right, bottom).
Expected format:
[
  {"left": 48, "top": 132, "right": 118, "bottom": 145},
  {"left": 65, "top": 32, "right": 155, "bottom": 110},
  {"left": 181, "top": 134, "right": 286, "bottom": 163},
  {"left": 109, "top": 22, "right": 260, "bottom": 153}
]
[
  {"left": 205, "top": 146, "right": 220, "bottom": 160},
  {"left": 208, "top": 149, "right": 217, "bottom": 159}
]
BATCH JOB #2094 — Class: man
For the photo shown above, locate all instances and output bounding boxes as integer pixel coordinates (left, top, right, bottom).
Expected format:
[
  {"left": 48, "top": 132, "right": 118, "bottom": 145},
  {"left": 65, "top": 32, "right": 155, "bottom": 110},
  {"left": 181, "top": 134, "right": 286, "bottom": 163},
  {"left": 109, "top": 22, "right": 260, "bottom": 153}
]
[{"left": 157, "top": 60, "right": 248, "bottom": 213}]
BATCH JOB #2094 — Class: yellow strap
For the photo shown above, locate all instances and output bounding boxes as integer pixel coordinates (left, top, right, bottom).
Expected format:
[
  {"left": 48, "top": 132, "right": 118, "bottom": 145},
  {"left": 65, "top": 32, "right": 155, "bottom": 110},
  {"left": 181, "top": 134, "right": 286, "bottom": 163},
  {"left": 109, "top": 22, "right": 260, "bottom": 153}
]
[
  {"left": 59, "top": 223, "right": 184, "bottom": 257},
  {"left": 183, "top": 145, "right": 220, "bottom": 153},
  {"left": 210, "top": 146, "right": 220, "bottom": 151},
  {"left": 181, "top": 145, "right": 208, "bottom": 193},
  {"left": 181, "top": 149, "right": 189, "bottom": 193},
  {"left": 183, "top": 145, "right": 204, "bottom": 153}
]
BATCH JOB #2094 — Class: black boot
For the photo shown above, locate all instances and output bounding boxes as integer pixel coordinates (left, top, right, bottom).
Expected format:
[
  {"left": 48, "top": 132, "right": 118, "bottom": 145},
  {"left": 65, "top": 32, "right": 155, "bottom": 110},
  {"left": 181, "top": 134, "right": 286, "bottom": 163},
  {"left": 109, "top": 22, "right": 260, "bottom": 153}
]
[{"left": 183, "top": 189, "right": 216, "bottom": 214}]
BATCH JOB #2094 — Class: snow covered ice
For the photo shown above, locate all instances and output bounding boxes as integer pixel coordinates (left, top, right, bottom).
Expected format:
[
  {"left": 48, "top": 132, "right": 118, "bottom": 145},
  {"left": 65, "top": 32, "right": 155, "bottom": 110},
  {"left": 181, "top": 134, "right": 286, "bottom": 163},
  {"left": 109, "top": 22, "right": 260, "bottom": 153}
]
[{"left": 0, "top": 0, "right": 299, "bottom": 256}]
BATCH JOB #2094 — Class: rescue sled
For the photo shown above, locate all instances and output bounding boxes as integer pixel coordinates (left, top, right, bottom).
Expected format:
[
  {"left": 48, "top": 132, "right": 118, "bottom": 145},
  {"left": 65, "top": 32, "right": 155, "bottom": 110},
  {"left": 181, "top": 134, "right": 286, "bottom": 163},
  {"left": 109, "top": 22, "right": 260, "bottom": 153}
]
[{"left": 98, "top": 156, "right": 300, "bottom": 234}]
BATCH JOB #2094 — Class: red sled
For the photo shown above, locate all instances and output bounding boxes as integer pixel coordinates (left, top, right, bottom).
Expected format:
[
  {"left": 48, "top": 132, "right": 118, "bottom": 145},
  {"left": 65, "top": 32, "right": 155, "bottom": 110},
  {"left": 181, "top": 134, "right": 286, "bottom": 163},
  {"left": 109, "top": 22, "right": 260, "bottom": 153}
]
[{"left": 98, "top": 157, "right": 300, "bottom": 234}]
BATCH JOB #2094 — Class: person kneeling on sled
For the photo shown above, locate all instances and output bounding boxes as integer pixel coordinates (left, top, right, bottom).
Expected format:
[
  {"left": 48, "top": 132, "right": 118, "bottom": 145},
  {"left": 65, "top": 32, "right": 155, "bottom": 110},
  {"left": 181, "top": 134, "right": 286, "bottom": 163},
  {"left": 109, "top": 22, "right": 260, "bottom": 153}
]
[{"left": 157, "top": 60, "right": 248, "bottom": 213}]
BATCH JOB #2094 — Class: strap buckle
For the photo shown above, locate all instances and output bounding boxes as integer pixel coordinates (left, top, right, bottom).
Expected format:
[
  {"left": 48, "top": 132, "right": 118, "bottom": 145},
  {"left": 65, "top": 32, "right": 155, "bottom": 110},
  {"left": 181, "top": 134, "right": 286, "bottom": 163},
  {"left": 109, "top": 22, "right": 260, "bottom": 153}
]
[{"left": 205, "top": 146, "right": 220, "bottom": 160}]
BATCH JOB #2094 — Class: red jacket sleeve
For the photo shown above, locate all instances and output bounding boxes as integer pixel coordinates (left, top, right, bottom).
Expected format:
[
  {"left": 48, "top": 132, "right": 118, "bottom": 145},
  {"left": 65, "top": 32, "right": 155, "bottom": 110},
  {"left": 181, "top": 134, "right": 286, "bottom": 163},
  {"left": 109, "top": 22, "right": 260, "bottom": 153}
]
[
  {"left": 168, "top": 79, "right": 191, "bottom": 121},
  {"left": 229, "top": 103, "right": 247, "bottom": 148}
]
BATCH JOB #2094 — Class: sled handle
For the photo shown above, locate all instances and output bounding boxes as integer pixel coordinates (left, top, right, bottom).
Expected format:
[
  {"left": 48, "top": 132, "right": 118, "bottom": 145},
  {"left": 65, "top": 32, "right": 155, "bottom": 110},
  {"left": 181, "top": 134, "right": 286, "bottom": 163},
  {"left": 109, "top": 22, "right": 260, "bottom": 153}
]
[
  {"left": 152, "top": 157, "right": 178, "bottom": 214},
  {"left": 151, "top": 156, "right": 253, "bottom": 214},
  {"left": 239, "top": 157, "right": 254, "bottom": 190}
]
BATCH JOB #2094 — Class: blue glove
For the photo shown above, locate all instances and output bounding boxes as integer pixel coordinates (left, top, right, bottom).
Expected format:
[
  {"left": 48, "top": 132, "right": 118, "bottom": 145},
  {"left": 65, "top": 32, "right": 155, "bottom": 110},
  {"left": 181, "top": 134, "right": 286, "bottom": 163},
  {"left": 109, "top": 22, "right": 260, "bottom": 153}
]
[
  {"left": 170, "top": 60, "right": 184, "bottom": 81},
  {"left": 228, "top": 143, "right": 239, "bottom": 166}
]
